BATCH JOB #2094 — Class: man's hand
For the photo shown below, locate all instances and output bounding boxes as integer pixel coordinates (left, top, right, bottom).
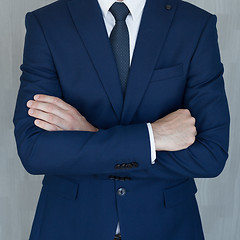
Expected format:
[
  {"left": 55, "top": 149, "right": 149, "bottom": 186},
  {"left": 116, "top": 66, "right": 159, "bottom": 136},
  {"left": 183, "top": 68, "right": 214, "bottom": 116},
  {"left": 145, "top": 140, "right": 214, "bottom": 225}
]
[
  {"left": 151, "top": 109, "right": 197, "bottom": 151},
  {"left": 26, "top": 94, "right": 99, "bottom": 132}
]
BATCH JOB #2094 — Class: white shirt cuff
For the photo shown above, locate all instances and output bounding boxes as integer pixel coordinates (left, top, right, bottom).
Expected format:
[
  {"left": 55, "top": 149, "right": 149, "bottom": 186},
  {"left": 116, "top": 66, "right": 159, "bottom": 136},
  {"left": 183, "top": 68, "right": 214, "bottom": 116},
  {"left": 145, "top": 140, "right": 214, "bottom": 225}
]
[{"left": 146, "top": 122, "right": 156, "bottom": 164}]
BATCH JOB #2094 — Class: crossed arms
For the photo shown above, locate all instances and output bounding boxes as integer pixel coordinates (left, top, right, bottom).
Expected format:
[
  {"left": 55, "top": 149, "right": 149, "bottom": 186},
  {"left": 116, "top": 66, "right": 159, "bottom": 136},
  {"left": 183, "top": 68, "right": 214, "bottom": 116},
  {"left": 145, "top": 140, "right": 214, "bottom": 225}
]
[{"left": 13, "top": 12, "right": 230, "bottom": 179}]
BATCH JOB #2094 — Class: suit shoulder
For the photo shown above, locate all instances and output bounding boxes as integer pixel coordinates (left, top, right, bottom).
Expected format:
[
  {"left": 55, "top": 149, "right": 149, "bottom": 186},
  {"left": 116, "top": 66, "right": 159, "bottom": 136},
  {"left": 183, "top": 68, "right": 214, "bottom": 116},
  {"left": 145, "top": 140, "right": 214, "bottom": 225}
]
[
  {"left": 175, "top": 0, "right": 216, "bottom": 31},
  {"left": 177, "top": 0, "right": 214, "bottom": 22},
  {"left": 24, "top": 0, "right": 71, "bottom": 27},
  {"left": 27, "top": 0, "right": 68, "bottom": 17}
]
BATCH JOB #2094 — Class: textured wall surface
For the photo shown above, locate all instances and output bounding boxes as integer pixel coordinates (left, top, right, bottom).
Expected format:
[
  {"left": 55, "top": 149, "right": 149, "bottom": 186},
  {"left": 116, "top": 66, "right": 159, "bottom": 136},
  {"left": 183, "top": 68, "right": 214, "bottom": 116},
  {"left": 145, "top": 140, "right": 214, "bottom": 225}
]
[{"left": 0, "top": 0, "right": 239, "bottom": 239}]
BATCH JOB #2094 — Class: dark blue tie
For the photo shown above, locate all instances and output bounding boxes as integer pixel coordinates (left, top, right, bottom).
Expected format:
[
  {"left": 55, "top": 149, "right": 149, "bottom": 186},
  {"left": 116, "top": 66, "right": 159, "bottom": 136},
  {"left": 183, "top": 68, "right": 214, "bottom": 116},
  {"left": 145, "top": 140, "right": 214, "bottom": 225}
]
[{"left": 109, "top": 2, "right": 130, "bottom": 98}]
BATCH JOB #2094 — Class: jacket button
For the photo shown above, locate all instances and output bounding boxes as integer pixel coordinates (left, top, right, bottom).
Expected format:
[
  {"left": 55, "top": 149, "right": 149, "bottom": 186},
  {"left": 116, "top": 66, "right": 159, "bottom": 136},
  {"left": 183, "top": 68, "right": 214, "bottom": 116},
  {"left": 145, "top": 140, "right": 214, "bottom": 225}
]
[
  {"left": 108, "top": 175, "right": 115, "bottom": 180},
  {"left": 117, "top": 187, "right": 126, "bottom": 196},
  {"left": 165, "top": 4, "right": 172, "bottom": 10}
]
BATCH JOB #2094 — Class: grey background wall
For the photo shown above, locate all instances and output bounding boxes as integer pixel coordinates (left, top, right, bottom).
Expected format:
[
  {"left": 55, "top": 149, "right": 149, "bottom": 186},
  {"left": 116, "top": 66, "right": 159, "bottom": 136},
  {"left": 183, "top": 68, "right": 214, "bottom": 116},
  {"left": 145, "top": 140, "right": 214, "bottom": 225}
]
[{"left": 0, "top": 0, "right": 239, "bottom": 239}]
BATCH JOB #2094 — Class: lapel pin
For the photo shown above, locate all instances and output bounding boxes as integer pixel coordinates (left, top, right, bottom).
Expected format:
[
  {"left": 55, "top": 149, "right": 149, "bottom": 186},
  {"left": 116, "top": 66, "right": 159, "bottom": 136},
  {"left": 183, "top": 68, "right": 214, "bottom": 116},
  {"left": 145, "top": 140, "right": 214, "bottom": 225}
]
[{"left": 165, "top": 4, "right": 172, "bottom": 10}]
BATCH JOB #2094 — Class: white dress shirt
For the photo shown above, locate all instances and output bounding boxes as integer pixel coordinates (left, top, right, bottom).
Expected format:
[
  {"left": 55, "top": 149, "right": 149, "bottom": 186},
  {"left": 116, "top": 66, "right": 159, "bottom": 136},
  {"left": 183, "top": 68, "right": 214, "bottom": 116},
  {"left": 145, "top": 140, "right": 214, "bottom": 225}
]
[{"left": 97, "top": 0, "right": 156, "bottom": 234}]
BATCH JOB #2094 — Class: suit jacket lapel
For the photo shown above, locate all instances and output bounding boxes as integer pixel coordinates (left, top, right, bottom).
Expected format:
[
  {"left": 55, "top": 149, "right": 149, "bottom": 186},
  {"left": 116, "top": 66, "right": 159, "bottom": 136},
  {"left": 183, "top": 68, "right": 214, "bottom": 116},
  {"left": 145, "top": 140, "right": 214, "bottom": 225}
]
[
  {"left": 67, "top": 0, "right": 178, "bottom": 124},
  {"left": 67, "top": 0, "right": 124, "bottom": 121},
  {"left": 120, "top": 0, "right": 178, "bottom": 124}
]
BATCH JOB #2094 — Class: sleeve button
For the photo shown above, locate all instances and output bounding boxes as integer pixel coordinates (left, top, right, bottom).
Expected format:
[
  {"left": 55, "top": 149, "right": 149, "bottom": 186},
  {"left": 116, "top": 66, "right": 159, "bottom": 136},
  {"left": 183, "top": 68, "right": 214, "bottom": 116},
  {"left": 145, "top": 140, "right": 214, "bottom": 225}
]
[
  {"left": 126, "top": 163, "right": 133, "bottom": 168},
  {"left": 121, "top": 163, "right": 127, "bottom": 169},
  {"left": 132, "top": 162, "right": 139, "bottom": 168},
  {"left": 115, "top": 164, "right": 122, "bottom": 169}
]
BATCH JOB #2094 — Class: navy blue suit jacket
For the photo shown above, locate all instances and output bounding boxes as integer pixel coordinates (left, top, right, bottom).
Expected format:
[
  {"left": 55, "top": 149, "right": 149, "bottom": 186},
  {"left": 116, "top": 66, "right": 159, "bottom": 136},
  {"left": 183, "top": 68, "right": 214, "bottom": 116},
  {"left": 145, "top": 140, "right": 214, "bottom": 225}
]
[{"left": 13, "top": 0, "right": 230, "bottom": 239}]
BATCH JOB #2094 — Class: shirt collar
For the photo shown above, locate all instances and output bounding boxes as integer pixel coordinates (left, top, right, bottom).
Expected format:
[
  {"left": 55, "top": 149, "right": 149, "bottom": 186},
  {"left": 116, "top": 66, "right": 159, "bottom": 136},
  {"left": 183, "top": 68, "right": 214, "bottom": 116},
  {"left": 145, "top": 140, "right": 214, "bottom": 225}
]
[{"left": 97, "top": 0, "right": 146, "bottom": 21}]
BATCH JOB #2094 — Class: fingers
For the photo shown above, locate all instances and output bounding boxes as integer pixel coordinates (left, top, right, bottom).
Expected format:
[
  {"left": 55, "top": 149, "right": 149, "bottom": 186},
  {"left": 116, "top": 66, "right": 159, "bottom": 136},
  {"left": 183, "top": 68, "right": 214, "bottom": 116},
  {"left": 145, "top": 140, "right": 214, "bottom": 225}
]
[
  {"left": 28, "top": 107, "right": 66, "bottom": 129},
  {"left": 26, "top": 94, "right": 72, "bottom": 131},
  {"left": 33, "top": 94, "right": 71, "bottom": 111},
  {"left": 34, "top": 119, "right": 63, "bottom": 131},
  {"left": 27, "top": 100, "right": 67, "bottom": 121},
  {"left": 26, "top": 94, "right": 98, "bottom": 132},
  {"left": 194, "top": 126, "right": 197, "bottom": 136}
]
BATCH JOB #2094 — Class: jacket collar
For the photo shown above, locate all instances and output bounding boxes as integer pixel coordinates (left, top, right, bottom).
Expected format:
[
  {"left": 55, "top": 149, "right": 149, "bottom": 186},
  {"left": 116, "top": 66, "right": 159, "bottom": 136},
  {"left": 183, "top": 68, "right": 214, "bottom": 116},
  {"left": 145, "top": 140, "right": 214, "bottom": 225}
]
[{"left": 97, "top": 0, "right": 146, "bottom": 21}]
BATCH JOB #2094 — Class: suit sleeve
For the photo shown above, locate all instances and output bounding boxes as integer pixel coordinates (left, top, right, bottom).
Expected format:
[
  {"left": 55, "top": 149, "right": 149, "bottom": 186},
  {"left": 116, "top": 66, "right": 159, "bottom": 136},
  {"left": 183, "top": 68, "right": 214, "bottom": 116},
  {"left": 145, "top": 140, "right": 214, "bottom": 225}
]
[
  {"left": 150, "top": 14, "right": 230, "bottom": 179},
  {"left": 13, "top": 11, "right": 152, "bottom": 176}
]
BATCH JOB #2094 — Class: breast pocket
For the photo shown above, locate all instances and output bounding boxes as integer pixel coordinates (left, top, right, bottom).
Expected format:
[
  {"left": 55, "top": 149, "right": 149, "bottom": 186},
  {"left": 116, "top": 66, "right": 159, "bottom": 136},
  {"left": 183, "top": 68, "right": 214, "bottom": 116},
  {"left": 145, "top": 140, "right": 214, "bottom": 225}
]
[{"left": 150, "top": 63, "right": 184, "bottom": 82}]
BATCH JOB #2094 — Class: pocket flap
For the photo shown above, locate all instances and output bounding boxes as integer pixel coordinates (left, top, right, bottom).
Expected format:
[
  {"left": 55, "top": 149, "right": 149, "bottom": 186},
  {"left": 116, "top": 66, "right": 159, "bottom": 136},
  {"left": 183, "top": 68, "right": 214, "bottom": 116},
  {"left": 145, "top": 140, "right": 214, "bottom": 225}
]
[
  {"left": 163, "top": 178, "right": 197, "bottom": 208},
  {"left": 42, "top": 175, "right": 79, "bottom": 200}
]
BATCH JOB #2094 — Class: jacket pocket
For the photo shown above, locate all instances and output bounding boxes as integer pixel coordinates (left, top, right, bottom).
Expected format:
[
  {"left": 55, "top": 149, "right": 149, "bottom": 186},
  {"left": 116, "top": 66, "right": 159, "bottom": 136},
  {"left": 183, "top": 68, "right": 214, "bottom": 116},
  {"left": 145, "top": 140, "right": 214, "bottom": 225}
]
[
  {"left": 150, "top": 63, "right": 184, "bottom": 82},
  {"left": 163, "top": 178, "right": 197, "bottom": 208},
  {"left": 42, "top": 175, "right": 79, "bottom": 200}
]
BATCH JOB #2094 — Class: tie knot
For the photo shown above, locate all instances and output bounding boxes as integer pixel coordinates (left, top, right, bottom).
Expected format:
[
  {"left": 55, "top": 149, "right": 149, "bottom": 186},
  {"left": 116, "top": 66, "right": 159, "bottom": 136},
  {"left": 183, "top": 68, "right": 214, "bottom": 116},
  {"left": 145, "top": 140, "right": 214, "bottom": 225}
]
[{"left": 109, "top": 2, "right": 130, "bottom": 21}]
